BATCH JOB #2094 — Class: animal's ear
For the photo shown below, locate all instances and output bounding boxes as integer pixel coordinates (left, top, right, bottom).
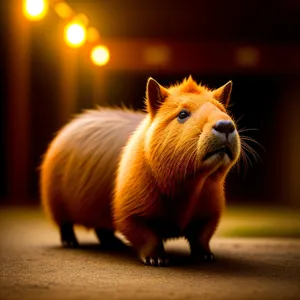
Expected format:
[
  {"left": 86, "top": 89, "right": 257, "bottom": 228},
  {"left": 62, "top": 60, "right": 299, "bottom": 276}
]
[
  {"left": 146, "top": 77, "right": 169, "bottom": 117},
  {"left": 213, "top": 81, "right": 232, "bottom": 107}
]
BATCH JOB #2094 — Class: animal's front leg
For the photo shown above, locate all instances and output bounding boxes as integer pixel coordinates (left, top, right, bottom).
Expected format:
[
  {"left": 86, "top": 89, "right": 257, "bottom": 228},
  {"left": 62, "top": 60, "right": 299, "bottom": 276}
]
[
  {"left": 184, "top": 216, "right": 220, "bottom": 262},
  {"left": 118, "top": 216, "right": 169, "bottom": 266}
]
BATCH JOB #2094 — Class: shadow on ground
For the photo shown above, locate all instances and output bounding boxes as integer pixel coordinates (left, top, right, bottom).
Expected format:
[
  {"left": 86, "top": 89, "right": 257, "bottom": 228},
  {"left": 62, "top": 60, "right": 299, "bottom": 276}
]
[
  {"left": 1, "top": 206, "right": 300, "bottom": 300},
  {"left": 45, "top": 238, "right": 300, "bottom": 280}
]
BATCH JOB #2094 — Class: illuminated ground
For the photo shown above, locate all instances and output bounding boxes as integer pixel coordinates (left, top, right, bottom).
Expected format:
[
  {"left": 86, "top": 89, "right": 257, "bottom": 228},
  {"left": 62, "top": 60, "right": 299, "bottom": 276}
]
[{"left": 0, "top": 205, "right": 300, "bottom": 300}]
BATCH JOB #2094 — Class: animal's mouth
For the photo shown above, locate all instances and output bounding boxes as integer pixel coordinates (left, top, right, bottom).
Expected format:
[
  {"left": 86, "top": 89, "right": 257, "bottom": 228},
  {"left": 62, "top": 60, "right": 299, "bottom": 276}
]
[{"left": 203, "top": 146, "right": 233, "bottom": 161}]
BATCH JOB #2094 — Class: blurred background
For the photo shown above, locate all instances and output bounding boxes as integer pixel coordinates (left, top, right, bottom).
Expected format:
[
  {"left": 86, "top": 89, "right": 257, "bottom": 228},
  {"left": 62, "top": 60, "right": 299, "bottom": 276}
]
[{"left": 1, "top": 0, "right": 300, "bottom": 209}]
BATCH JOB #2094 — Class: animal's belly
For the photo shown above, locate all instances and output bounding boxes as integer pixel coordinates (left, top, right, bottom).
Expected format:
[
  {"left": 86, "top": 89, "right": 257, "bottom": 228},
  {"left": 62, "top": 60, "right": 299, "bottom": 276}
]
[
  {"left": 68, "top": 194, "right": 114, "bottom": 229},
  {"left": 145, "top": 218, "right": 183, "bottom": 239},
  {"left": 143, "top": 210, "right": 216, "bottom": 240}
]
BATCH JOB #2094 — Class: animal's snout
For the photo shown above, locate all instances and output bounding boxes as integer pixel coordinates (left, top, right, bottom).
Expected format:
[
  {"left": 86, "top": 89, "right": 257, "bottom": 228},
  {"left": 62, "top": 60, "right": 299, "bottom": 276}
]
[{"left": 213, "top": 120, "right": 235, "bottom": 135}]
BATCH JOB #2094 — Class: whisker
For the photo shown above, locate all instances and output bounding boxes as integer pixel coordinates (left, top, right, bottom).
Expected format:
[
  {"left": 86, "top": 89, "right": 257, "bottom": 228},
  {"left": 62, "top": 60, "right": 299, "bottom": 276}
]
[
  {"left": 241, "top": 144, "right": 254, "bottom": 169},
  {"left": 234, "top": 151, "right": 242, "bottom": 177},
  {"left": 240, "top": 136, "right": 266, "bottom": 152},
  {"left": 241, "top": 138, "right": 261, "bottom": 157},
  {"left": 234, "top": 114, "right": 244, "bottom": 126},
  {"left": 226, "top": 102, "right": 237, "bottom": 110},
  {"left": 241, "top": 141, "right": 262, "bottom": 164},
  {"left": 238, "top": 128, "right": 259, "bottom": 133},
  {"left": 242, "top": 149, "right": 250, "bottom": 178},
  {"left": 238, "top": 147, "right": 249, "bottom": 178}
]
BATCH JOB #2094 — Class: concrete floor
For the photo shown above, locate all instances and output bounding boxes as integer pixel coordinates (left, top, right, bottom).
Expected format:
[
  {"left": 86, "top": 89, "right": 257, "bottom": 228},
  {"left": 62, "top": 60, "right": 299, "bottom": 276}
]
[{"left": 0, "top": 206, "right": 300, "bottom": 300}]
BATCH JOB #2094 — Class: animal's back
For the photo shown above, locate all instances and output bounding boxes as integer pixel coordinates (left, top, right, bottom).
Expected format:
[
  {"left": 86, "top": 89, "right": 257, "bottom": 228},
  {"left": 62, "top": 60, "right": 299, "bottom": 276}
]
[{"left": 40, "top": 108, "right": 145, "bottom": 229}]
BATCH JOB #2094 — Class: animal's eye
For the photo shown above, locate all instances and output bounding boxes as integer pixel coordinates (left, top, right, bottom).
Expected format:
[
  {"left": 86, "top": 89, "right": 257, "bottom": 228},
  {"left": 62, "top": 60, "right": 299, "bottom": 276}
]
[{"left": 177, "top": 109, "right": 190, "bottom": 123}]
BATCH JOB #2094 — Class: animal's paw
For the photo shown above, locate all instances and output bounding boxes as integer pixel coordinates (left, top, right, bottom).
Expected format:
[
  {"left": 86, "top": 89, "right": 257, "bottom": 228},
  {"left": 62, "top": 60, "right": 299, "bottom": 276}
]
[
  {"left": 141, "top": 256, "right": 170, "bottom": 267},
  {"left": 60, "top": 223, "right": 79, "bottom": 248},
  {"left": 191, "top": 252, "right": 215, "bottom": 262},
  {"left": 61, "top": 238, "right": 79, "bottom": 248}
]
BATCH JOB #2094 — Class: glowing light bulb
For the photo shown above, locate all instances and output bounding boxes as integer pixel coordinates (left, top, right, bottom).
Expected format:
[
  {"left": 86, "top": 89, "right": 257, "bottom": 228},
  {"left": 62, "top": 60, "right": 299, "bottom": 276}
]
[
  {"left": 64, "top": 22, "right": 86, "bottom": 48},
  {"left": 23, "top": 0, "right": 48, "bottom": 21},
  {"left": 91, "top": 45, "right": 110, "bottom": 66}
]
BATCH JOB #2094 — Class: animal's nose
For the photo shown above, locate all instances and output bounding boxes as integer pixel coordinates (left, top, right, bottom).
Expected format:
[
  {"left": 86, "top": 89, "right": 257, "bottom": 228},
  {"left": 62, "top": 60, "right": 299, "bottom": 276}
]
[{"left": 213, "top": 120, "right": 235, "bottom": 135}]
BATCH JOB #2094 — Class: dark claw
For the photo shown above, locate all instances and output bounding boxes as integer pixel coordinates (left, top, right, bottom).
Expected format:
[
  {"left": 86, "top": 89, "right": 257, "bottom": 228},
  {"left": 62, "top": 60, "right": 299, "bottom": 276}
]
[
  {"left": 203, "top": 253, "right": 215, "bottom": 262},
  {"left": 142, "top": 256, "right": 170, "bottom": 267},
  {"left": 192, "top": 252, "right": 215, "bottom": 262},
  {"left": 60, "top": 223, "right": 79, "bottom": 248},
  {"left": 61, "top": 238, "right": 79, "bottom": 248}
]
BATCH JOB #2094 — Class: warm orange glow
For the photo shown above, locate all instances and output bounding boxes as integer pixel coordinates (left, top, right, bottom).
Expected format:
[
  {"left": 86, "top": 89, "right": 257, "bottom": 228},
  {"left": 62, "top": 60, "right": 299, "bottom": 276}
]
[
  {"left": 87, "top": 27, "right": 100, "bottom": 43},
  {"left": 54, "top": 2, "right": 73, "bottom": 19},
  {"left": 235, "top": 47, "right": 260, "bottom": 67},
  {"left": 23, "top": 0, "right": 48, "bottom": 21},
  {"left": 91, "top": 45, "right": 110, "bottom": 66},
  {"left": 64, "top": 22, "right": 86, "bottom": 48},
  {"left": 144, "top": 45, "right": 171, "bottom": 66},
  {"left": 74, "top": 14, "right": 89, "bottom": 27}
]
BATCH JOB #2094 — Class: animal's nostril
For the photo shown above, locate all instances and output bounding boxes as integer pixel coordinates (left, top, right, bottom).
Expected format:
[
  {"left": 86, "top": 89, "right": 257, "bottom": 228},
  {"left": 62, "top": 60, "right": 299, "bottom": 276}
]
[{"left": 213, "top": 120, "right": 235, "bottom": 134}]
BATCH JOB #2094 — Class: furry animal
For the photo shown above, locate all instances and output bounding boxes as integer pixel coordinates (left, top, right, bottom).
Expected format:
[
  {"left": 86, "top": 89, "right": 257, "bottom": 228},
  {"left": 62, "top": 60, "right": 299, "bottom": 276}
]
[
  {"left": 40, "top": 76, "right": 241, "bottom": 266},
  {"left": 40, "top": 109, "right": 144, "bottom": 248},
  {"left": 113, "top": 77, "right": 241, "bottom": 265}
]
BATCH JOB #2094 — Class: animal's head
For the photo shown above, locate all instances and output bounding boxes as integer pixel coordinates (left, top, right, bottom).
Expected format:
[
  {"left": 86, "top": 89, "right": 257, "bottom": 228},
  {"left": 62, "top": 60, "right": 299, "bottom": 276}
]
[{"left": 144, "top": 76, "right": 241, "bottom": 188}]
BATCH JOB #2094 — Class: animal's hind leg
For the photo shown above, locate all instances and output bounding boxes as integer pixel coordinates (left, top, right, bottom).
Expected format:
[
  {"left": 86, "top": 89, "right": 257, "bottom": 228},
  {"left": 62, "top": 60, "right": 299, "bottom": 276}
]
[
  {"left": 95, "top": 228, "right": 126, "bottom": 250},
  {"left": 60, "top": 223, "right": 79, "bottom": 248}
]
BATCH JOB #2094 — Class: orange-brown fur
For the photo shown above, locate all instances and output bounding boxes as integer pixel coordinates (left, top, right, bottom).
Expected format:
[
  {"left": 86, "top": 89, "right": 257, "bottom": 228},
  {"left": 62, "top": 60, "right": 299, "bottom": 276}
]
[
  {"left": 40, "top": 76, "right": 240, "bottom": 265},
  {"left": 113, "top": 76, "right": 241, "bottom": 265},
  {"left": 40, "top": 108, "right": 144, "bottom": 231}
]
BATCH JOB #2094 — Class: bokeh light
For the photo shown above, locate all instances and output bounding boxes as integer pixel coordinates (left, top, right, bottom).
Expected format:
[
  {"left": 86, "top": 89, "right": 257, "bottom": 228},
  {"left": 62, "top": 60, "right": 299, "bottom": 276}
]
[
  {"left": 74, "top": 14, "right": 89, "bottom": 27},
  {"left": 23, "top": 0, "right": 48, "bottom": 21},
  {"left": 64, "top": 22, "right": 86, "bottom": 48},
  {"left": 54, "top": 2, "right": 73, "bottom": 19},
  {"left": 87, "top": 27, "right": 100, "bottom": 43},
  {"left": 91, "top": 45, "right": 110, "bottom": 66}
]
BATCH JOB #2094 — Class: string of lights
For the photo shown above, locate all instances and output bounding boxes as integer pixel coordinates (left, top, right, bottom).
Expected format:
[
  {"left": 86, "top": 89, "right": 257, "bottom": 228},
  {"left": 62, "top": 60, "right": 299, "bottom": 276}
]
[{"left": 22, "top": 0, "right": 110, "bottom": 66}]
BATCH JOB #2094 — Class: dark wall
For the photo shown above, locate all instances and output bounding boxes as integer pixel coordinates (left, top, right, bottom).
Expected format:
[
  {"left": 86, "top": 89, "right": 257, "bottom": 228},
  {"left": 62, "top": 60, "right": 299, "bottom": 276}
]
[
  {"left": 0, "top": 2, "right": 8, "bottom": 198},
  {"left": 70, "top": 0, "right": 300, "bottom": 44},
  {"left": 22, "top": 68, "right": 279, "bottom": 203},
  {"left": 2, "top": 0, "right": 300, "bottom": 204},
  {"left": 98, "top": 72, "right": 281, "bottom": 203},
  {"left": 0, "top": 58, "right": 7, "bottom": 198},
  {"left": 28, "top": 21, "right": 62, "bottom": 197}
]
